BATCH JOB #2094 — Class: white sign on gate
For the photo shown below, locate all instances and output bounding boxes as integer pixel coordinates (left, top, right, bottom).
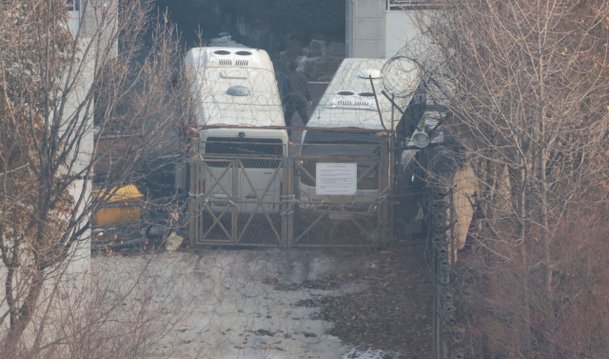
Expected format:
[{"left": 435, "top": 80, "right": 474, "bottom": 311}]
[{"left": 316, "top": 163, "right": 357, "bottom": 195}]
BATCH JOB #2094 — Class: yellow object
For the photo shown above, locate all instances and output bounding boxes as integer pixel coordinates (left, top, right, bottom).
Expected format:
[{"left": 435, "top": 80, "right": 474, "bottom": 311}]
[
  {"left": 94, "top": 184, "right": 143, "bottom": 227},
  {"left": 97, "top": 184, "right": 143, "bottom": 202}
]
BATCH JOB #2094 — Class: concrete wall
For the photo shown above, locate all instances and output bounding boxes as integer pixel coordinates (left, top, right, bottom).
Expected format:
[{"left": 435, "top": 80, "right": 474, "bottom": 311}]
[
  {"left": 64, "top": 0, "right": 119, "bottom": 275},
  {"left": 346, "top": 0, "right": 436, "bottom": 58},
  {"left": 346, "top": 0, "right": 386, "bottom": 58},
  {"left": 68, "top": 0, "right": 118, "bottom": 58},
  {"left": 386, "top": 10, "right": 420, "bottom": 57}
]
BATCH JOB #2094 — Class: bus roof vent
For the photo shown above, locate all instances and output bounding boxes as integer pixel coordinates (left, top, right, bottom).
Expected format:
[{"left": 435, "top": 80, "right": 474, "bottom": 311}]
[
  {"left": 226, "top": 85, "right": 250, "bottom": 96},
  {"left": 213, "top": 49, "right": 231, "bottom": 55},
  {"left": 235, "top": 59, "right": 249, "bottom": 67},
  {"left": 218, "top": 58, "right": 233, "bottom": 66},
  {"left": 358, "top": 68, "right": 382, "bottom": 79},
  {"left": 337, "top": 90, "right": 356, "bottom": 96}
]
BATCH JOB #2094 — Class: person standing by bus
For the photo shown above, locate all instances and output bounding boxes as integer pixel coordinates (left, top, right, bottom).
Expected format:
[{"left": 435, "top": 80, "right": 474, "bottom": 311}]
[{"left": 283, "top": 61, "right": 312, "bottom": 132}]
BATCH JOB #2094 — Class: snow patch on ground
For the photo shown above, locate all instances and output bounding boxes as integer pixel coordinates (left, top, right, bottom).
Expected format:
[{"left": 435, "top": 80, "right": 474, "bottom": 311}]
[
  {"left": 342, "top": 347, "right": 403, "bottom": 359},
  {"left": 94, "top": 249, "right": 402, "bottom": 358}
]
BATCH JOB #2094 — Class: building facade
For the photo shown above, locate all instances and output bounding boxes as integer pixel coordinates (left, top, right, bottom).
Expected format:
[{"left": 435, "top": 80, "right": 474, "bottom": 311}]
[{"left": 346, "top": 0, "right": 441, "bottom": 58}]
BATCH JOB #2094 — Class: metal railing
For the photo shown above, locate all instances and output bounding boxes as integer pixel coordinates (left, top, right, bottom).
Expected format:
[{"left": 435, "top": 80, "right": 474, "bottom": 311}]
[
  {"left": 387, "top": 0, "right": 444, "bottom": 10},
  {"left": 187, "top": 135, "right": 394, "bottom": 248},
  {"left": 422, "top": 148, "right": 464, "bottom": 359}
]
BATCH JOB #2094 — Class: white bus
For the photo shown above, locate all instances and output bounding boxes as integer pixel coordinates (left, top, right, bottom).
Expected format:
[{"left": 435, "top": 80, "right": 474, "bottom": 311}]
[
  {"left": 184, "top": 47, "right": 288, "bottom": 214},
  {"left": 298, "top": 57, "right": 428, "bottom": 211}
]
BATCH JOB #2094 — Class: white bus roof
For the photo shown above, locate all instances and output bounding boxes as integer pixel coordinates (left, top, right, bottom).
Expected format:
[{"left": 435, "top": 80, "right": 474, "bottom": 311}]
[
  {"left": 185, "top": 47, "right": 285, "bottom": 127},
  {"left": 185, "top": 47, "right": 274, "bottom": 69},
  {"left": 307, "top": 58, "right": 420, "bottom": 131}
]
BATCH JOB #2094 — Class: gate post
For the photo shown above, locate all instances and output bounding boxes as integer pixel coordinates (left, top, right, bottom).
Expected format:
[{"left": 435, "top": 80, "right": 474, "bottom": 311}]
[
  {"left": 188, "top": 159, "right": 202, "bottom": 248},
  {"left": 386, "top": 135, "right": 395, "bottom": 244},
  {"left": 379, "top": 138, "right": 394, "bottom": 245},
  {"left": 282, "top": 154, "right": 294, "bottom": 247},
  {"left": 231, "top": 160, "right": 238, "bottom": 243}
]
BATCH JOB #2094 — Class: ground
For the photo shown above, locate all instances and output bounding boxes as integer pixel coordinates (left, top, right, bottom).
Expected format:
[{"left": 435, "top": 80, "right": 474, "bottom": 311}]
[
  {"left": 316, "top": 243, "right": 433, "bottom": 358},
  {"left": 95, "top": 239, "right": 433, "bottom": 358}
]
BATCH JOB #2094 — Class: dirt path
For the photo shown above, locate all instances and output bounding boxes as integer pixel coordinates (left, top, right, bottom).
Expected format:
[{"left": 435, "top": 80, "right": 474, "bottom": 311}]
[
  {"left": 95, "top": 240, "right": 432, "bottom": 358},
  {"left": 318, "top": 242, "right": 433, "bottom": 358}
]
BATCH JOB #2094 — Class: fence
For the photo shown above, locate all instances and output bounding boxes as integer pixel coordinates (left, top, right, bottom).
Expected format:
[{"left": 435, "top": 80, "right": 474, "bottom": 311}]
[
  {"left": 187, "top": 134, "right": 394, "bottom": 247},
  {"left": 187, "top": 143, "right": 288, "bottom": 247},
  {"left": 422, "top": 148, "right": 465, "bottom": 359},
  {"left": 290, "top": 139, "right": 393, "bottom": 247}
]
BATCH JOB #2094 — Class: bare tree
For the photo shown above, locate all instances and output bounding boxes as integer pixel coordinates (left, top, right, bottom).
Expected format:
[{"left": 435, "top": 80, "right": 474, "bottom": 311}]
[
  {"left": 412, "top": 0, "right": 609, "bottom": 356},
  {"left": 0, "top": 0, "right": 188, "bottom": 355}
]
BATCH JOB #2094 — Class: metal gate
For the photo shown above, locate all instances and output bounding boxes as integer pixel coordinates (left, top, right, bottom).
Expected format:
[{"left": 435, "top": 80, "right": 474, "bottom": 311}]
[
  {"left": 188, "top": 139, "right": 393, "bottom": 247},
  {"left": 289, "top": 140, "right": 393, "bottom": 247},
  {"left": 188, "top": 154, "right": 289, "bottom": 247}
]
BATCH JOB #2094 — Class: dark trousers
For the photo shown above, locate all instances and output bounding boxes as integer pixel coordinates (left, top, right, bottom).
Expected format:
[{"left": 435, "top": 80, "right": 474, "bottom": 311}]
[{"left": 284, "top": 102, "right": 309, "bottom": 128}]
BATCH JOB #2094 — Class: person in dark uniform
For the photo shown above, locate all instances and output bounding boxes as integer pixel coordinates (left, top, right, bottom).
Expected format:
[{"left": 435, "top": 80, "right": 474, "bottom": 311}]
[{"left": 283, "top": 61, "right": 312, "bottom": 132}]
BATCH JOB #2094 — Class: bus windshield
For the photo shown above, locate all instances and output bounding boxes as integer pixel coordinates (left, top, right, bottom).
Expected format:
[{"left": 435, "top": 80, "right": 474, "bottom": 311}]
[{"left": 301, "top": 130, "right": 385, "bottom": 156}]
